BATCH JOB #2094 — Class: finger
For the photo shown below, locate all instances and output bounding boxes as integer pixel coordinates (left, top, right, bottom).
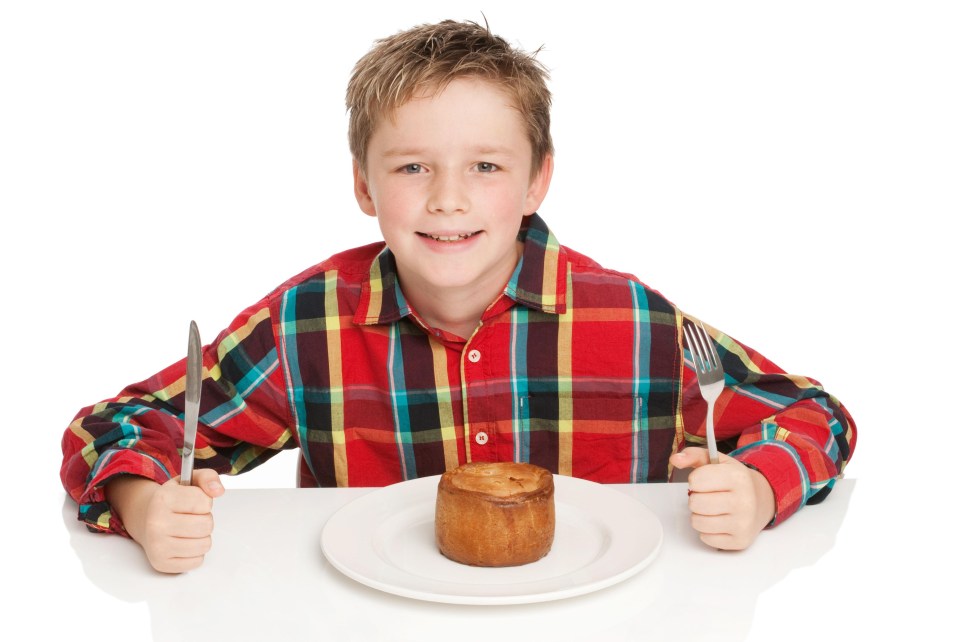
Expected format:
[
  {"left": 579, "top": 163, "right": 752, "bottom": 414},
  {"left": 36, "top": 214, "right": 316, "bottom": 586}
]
[
  {"left": 149, "top": 551, "right": 208, "bottom": 574},
  {"left": 688, "top": 490, "right": 733, "bottom": 516},
  {"left": 166, "top": 512, "right": 215, "bottom": 539},
  {"left": 161, "top": 479, "right": 215, "bottom": 515},
  {"left": 690, "top": 512, "right": 731, "bottom": 537},
  {"left": 688, "top": 459, "right": 747, "bottom": 494},
  {"left": 688, "top": 468, "right": 729, "bottom": 493},
  {"left": 670, "top": 447, "right": 710, "bottom": 470},
  {"left": 699, "top": 531, "right": 750, "bottom": 552},
  {"left": 689, "top": 506, "right": 761, "bottom": 550},
  {"left": 166, "top": 535, "right": 214, "bottom": 559},
  {"left": 192, "top": 468, "right": 225, "bottom": 498}
]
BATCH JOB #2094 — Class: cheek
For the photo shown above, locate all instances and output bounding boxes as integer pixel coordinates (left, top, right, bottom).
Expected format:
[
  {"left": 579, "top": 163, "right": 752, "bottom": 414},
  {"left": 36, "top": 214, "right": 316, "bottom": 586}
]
[
  {"left": 375, "top": 181, "right": 422, "bottom": 214},
  {"left": 484, "top": 185, "right": 532, "bottom": 219},
  {"left": 370, "top": 185, "right": 407, "bottom": 219}
]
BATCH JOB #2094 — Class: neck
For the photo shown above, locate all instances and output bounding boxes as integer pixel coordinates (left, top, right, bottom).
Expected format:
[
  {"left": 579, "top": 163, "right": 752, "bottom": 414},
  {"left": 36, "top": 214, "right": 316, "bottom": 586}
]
[
  {"left": 398, "top": 243, "right": 522, "bottom": 340},
  {"left": 404, "top": 284, "right": 492, "bottom": 340}
]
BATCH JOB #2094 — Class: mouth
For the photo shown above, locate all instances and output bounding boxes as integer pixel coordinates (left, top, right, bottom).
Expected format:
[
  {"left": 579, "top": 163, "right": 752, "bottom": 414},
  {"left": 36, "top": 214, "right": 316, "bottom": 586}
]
[{"left": 416, "top": 231, "right": 481, "bottom": 243}]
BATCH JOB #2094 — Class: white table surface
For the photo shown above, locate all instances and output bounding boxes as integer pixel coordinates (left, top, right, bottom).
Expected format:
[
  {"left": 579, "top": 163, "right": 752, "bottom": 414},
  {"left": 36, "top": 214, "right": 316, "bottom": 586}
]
[{"left": 21, "top": 477, "right": 928, "bottom": 642}]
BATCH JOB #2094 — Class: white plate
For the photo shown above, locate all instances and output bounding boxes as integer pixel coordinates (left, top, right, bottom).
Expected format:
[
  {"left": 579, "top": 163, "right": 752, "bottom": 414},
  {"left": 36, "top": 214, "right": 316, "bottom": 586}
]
[{"left": 320, "top": 474, "right": 663, "bottom": 605}]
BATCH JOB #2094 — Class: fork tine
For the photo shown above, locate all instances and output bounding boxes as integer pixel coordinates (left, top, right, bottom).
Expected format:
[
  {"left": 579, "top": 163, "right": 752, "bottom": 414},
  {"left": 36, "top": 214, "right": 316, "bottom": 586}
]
[
  {"left": 684, "top": 322, "right": 701, "bottom": 369},
  {"left": 695, "top": 320, "right": 721, "bottom": 372},
  {"left": 700, "top": 320, "right": 722, "bottom": 371},
  {"left": 686, "top": 321, "right": 709, "bottom": 372}
]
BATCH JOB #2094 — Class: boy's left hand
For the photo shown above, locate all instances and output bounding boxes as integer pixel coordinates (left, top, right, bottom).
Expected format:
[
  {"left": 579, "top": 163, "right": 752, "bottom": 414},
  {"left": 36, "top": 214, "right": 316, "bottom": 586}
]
[{"left": 670, "top": 447, "right": 775, "bottom": 551}]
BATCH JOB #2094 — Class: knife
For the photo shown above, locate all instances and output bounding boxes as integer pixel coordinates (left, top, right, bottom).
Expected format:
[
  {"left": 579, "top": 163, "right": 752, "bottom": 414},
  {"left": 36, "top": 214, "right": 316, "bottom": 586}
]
[{"left": 180, "top": 320, "right": 202, "bottom": 486}]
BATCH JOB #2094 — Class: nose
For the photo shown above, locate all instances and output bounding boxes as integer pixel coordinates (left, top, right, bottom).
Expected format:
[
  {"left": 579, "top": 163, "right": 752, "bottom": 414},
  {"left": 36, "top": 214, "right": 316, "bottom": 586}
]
[{"left": 426, "top": 171, "right": 468, "bottom": 215}]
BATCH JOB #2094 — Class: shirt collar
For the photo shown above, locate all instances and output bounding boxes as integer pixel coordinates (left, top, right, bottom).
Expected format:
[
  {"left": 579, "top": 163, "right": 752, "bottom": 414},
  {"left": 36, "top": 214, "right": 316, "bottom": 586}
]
[{"left": 354, "top": 213, "right": 568, "bottom": 326}]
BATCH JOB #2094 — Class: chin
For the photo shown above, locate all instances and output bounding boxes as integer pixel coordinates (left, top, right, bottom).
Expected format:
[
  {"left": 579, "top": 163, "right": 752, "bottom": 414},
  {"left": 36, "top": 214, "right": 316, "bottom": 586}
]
[{"left": 425, "top": 273, "right": 484, "bottom": 290}]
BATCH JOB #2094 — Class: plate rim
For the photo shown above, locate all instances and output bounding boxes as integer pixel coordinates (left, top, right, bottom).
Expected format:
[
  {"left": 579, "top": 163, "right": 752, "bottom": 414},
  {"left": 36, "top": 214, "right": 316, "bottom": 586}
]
[{"left": 320, "top": 474, "right": 663, "bottom": 605}]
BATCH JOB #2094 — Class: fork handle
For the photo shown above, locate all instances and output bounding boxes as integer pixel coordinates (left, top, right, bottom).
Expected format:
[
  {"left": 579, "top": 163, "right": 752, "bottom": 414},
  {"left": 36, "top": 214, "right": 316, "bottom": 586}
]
[{"left": 706, "top": 402, "right": 719, "bottom": 464}]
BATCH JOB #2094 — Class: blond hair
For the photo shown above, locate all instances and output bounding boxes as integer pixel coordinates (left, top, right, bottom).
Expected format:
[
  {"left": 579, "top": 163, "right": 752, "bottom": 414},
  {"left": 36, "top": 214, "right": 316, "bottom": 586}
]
[{"left": 347, "top": 19, "right": 553, "bottom": 174}]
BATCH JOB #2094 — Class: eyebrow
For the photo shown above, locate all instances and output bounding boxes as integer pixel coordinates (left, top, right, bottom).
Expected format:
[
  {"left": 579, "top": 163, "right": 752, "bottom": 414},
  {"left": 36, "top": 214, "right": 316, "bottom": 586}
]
[
  {"left": 380, "top": 146, "right": 516, "bottom": 158},
  {"left": 381, "top": 147, "right": 424, "bottom": 159}
]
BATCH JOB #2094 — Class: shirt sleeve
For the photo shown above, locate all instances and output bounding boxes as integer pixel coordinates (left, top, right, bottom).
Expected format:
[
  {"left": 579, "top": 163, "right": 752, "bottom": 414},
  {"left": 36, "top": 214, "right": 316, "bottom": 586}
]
[
  {"left": 60, "top": 301, "right": 294, "bottom": 535},
  {"left": 679, "top": 314, "right": 857, "bottom": 526}
]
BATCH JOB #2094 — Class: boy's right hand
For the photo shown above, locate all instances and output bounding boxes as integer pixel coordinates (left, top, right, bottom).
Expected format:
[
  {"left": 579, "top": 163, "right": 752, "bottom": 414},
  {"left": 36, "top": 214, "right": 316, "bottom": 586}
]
[{"left": 105, "top": 470, "right": 224, "bottom": 574}]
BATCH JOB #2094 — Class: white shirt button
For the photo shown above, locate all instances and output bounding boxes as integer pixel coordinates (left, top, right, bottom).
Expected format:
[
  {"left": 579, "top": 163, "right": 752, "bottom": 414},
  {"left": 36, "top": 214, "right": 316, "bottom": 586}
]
[
  {"left": 474, "top": 431, "right": 489, "bottom": 445},
  {"left": 467, "top": 349, "right": 481, "bottom": 363}
]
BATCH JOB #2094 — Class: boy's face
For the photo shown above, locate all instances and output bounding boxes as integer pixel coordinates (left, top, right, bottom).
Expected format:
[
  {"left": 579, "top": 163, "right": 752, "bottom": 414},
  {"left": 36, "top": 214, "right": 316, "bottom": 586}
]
[{"left": 354, "top": 78, "right": 552, "bottom": 306}]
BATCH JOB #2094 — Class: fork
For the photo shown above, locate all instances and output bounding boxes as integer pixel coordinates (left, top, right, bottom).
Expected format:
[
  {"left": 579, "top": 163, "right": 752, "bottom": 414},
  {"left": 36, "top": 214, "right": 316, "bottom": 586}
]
[{"left": 685, "top": 319, "right": 724, "bottom": 464}]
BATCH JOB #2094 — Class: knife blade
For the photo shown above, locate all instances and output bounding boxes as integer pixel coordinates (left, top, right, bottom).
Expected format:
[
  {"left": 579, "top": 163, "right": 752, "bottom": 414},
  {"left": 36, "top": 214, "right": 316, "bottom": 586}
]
[{"left": 180, "top": 320, "right": 202, "bottom": 486}]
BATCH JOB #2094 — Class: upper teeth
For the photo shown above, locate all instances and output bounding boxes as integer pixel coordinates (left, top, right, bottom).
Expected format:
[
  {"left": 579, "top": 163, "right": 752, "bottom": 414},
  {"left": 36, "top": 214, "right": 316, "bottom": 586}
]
[{"left": 429, "top": 233, "right": 474, "bottom": 242}]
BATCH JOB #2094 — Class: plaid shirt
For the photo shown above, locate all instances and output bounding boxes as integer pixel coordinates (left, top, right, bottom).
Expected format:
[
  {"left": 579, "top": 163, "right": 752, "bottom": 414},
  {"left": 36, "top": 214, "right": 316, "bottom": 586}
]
[{"left": 61, "top": 214, "right": 856, "bottom": 534}]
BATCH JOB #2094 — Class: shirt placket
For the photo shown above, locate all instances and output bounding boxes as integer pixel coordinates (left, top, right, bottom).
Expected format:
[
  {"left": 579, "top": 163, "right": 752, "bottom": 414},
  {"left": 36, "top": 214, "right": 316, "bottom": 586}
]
[{"left": 461, "top": 332, "right": 498, "bottom": 463}]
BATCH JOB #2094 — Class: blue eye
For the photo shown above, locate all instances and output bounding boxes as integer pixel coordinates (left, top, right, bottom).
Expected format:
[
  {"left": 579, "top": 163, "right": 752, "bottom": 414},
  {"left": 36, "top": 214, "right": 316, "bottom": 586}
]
[
  {"left": 402, "top": 164, "right": 422, "bottom": 174},
  {"left": 477, "top": 162, "right": 497, "bottom": 173}
]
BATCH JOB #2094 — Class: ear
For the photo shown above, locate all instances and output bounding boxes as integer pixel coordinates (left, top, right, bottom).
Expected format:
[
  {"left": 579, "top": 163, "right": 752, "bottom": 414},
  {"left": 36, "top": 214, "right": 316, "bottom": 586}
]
[
  {"left": 353, "top": 160, "right": 377, "bottom": 217},
  {"left": 523, "top": 154, "right": 554, "bottom": 215}
]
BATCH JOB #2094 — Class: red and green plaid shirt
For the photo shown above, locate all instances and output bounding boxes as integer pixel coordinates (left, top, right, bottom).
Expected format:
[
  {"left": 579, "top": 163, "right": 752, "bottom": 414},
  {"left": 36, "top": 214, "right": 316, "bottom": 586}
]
[{"left": 61, "top": 214, "right": 856, "bottom": 534}]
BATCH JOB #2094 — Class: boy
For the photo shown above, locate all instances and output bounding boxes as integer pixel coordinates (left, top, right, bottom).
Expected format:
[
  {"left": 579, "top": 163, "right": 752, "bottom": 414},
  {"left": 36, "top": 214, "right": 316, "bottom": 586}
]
[{"left": 61, "top": 19, "right": 856, "bottom": 573}]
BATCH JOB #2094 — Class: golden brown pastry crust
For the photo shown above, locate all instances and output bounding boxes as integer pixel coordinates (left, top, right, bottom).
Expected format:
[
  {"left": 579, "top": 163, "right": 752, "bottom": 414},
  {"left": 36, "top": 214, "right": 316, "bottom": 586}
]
[{"left": 435, "top": 462, "right": 555, "bottom": 567}]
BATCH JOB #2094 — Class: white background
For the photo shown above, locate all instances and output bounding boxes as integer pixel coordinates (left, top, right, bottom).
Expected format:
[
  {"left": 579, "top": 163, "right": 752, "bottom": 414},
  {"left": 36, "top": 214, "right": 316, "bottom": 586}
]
[{"left": 1, "top": 1, "right": 957, "bottom": 639}]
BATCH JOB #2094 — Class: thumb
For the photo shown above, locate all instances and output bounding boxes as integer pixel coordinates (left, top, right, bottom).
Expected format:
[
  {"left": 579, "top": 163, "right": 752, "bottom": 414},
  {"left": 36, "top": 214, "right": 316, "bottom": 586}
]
[
  {"left": 670, "top": 447, "right": 713, "bottom": 470},
  {"left": 191, "top": 468, "right": 225, "bottom": 498}
]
